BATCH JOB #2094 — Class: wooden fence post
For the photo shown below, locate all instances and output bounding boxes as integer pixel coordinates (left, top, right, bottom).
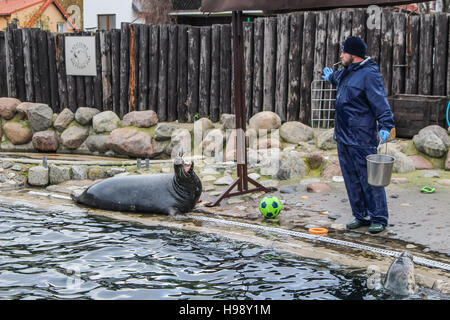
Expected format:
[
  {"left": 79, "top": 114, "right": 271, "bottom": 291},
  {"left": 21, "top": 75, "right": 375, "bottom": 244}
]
[
  {"left": 5, "top": 24, "right": 17, "bottom": 98},
  {"left": 300, "top": 12, "right": 316, "bottom": 124},
  {"left": 263, "top": 17, "right": 277, "bottom": 112},
  {"left": 433, "top": 13, "right": 448, "bottom": 96},
  {"left": 56, "top": 33, "right": 68, "bottom": 110},
  {"left": 275, "top": 14, "right": 290, "bottom": 122},
  {"left": 366, "top": 7, "right": 381, "bottom": 63},
  {"left": 199, "top": 26, "right": 211, "bottom": 119},
  {"left": 380, "top": 9, "right": 394, "bottom": 96},
  {"left": 120, "top": 23, "right": 130, "bottom": 117},
  {"left": 253, "top": 18, "right": 264, "bottom": 116},
  {"left": 0, "top": 32, "right": 6, "bottom": 97},
  {"left": 418, "top": 14, "right": 434, "bottom": 96},
  {"left": 22, "top": 29, "right": 34, "bottom": 102},
  {"left": 405, "top": 15, "right": 420, "bottom": 95},
  {"left": 111, "top": 29, "right": 121, "bottom": 114},
  {"left": 187, "top": 26, "right": 200, "bottom": 122},
  {"left": 128, "top": 24, "right": 137, "bottom": 112},
  {"left": 138, "top": 24, "right": 149, "bottom": 111},
  {"left": 243, "top": 21, "right": 254, "bottom": 120},
  {"left": 209, "top": 24, "right": 220, "bottom": 122},
  {"left": 158, "top": 24, "right": 169, "bottom": 121},
  {"left": 220, "top": 24, "right": 232, "bottom": 116},
  {"left": 38, "top": 30, "right": 52, "bottom": 106},
  {"left": 392, "top": 12, "right": 406, "bottom": 95},
  {"left": 167, "top": 25, "right": 178, "bottom": 121},
  {"left": 287, "top": 14, "right": 303, "bottom": 121},
  {"left": 149, "top": 25, "right": 159, "bottom": 112},
  {"left": 47, "top": 32, "right": 59, "bottom": 111},
  {"left": 96, "top": 31, "right": 106, "bottom": 110}
]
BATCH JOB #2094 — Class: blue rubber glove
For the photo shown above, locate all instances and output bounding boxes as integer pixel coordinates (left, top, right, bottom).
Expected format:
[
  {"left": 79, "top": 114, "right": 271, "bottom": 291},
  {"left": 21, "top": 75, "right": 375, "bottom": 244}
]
[
  {"left": 322, "top": 67, "right": 333, "bottom": 81},
  {"left": 379, "top": 130, "right": 390, "bottom": 144}
]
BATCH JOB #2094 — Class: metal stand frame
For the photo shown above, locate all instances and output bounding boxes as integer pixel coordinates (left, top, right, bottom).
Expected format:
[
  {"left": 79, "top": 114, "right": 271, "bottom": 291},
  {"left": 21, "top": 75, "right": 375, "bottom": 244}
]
[{"left": 206, "top": 11, "right": 270, "bottom": 207}]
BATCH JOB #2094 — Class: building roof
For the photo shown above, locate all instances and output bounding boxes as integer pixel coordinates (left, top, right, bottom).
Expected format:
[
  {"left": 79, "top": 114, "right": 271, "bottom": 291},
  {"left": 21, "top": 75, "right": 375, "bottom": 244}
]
[
  {"left": 0, "top": 0, "right": 79, "bottom": 29},
  {"left": 0, "top": 0, "right": 44, "bottom": 15}
]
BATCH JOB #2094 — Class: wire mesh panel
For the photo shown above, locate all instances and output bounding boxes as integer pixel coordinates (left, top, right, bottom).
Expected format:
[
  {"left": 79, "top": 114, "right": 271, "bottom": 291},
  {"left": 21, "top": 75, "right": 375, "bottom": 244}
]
[{"left": 311, "top": 80, "right": 336, "bottom": 129}]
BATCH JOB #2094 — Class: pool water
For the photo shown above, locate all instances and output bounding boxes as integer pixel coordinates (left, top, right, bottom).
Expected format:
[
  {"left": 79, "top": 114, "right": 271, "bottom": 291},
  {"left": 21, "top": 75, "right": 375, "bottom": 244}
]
[{"left": 0, "top": 203, "right": 447, "bottom": 300}]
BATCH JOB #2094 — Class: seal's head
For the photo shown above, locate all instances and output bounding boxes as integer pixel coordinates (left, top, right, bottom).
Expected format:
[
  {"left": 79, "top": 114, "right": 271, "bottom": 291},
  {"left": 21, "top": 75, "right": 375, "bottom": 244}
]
[
  {"left": 384, "top": 251, "right": 416, "bottom": 296},
  {"left": 173, "top": 156, "right": 202, "bottom": 207},
  {"left": 173, "top": 156, "right": 195, "bottom": 180}
]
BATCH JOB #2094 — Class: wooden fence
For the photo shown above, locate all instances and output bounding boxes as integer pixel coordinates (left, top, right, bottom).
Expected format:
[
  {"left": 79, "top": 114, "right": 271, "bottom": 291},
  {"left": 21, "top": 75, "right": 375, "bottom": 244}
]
[{"left": 0, "top": 8, "right": 449, "bottom": 124}]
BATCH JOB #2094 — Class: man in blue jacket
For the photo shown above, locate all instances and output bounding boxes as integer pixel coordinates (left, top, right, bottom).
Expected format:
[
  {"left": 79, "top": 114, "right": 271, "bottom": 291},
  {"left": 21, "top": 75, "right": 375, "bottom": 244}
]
[{"left": 322, "top": 36, "right": 395, "bottom": 234}]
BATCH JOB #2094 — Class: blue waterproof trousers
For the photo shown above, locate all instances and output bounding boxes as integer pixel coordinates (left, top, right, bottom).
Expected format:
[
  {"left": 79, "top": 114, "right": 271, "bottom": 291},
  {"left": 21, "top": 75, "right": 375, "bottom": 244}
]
[{"left": 337, "top": 142, "right": 389, "bottom": 226}]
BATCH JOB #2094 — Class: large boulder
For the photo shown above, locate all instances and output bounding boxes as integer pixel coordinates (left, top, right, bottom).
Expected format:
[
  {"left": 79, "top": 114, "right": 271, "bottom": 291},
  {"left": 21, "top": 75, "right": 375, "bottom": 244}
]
[
  {"left": 85, "top": 135, "right": 110, "bottom": 154},
  {"left": 194, "top": 117, "right": 214, "bottom": 141},
  {"left": 49, "top": 165, "right": 71, "bottom": 185},
  {"left": 413, "top": 126, "right": 448, "bottom": 158},
  {"left": 200, "top": 129, "right": 225, "bottom": 157},
  {"left": 54, "top": 108, "right": 75, "bottom": 132},
  {"left": 92, "top": 111, "right": 120, "bottom": 133},
  {"left": 32, "top": 130, "right": 59, "bottom": 152},
  {"left": 321, "top": 158, "right": 342, "bottom": 179},
  {"left": 106, "top": 128, "right": 155, "bottom": 158},
  {"left": 26, "top": 104, "right": 53, "bottom": 132},
  {"left": 317, "top": 129, "right": 337, "bottom": 150},
  {"left": 259, "top": 150, "right": 306, "bottom": 180},
  {"left": 0, "top": 98, "right": 21, "bottom": 120},
  {"left": 154, "top": 123, "right": 177, "bottom": 141},
  {"left": 3, "top": 122, "right": 32, "bottom": 145},
  {"left": 408, "top": 155, "right": 433, "bottom": 170},
  {"left": 279, "top": 121, "right": 314, "bottom": 144},
  {"left": 384, "top": 147, "right": 415, "bottom": 173},
  {"left": 249, "top": 111, "right": 281, "bottom": 133},
  {"left": 16, "top": 102, "right": 34, "bottom": 120},
  {"left": 27, "top": 166, "right": 49, "bottom": 186},
  {"left": 306, "top": 153, "right": 325, "bottom": 170},
  {"left": 166, "top": 129, "right": 192, "bottom": 158},
  {"left": 60, "top": 125, "right": 89, "bottom": 149},
  {"left": 220, "top": 113, "right": 236, "bottom": 130},
  {"left": 122, "top": 110, "right": 158, "bottom": 128},
  {"left": 75, "top": 107, "right": 100, "bottom": 126}
]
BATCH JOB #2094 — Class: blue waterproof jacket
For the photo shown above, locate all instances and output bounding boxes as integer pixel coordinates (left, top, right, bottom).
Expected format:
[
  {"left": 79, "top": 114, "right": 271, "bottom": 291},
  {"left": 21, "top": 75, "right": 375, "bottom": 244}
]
[{"left": 329, "top": 57, "right": 395, "bottom": 147}]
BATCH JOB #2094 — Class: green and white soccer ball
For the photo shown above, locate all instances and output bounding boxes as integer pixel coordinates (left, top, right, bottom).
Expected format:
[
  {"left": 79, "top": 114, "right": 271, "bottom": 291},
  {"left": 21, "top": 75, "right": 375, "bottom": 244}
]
[{"left": 259, "top": 196, "right": 282, "bottom": 219}]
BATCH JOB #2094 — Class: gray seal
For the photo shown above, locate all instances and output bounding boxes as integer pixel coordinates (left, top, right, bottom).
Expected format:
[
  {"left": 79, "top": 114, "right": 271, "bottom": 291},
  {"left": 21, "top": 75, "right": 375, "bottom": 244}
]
[
  {"left": 384, "top": 251, "right": 416, "bottom": 296},
  {"left": 72, "top": 157, "right": 202, "bottom": 216}
]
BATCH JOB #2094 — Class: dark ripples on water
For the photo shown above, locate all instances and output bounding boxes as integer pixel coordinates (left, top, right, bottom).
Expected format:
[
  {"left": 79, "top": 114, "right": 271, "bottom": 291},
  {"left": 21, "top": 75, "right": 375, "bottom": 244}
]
[{"left": 0, "top": 203, "right": 447, "bottom": 300}]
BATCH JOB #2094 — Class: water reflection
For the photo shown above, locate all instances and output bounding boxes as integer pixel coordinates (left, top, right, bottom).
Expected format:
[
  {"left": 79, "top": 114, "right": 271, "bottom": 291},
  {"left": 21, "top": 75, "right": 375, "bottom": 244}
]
[{"left": 0, "top": 203, "right": 447, "bottom": 300}]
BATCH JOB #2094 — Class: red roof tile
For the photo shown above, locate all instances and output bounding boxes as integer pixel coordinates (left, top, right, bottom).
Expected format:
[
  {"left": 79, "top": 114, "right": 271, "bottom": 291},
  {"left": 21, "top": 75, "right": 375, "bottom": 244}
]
[{"left": 0, "top": 0, "right": 44, "bottom": 15}]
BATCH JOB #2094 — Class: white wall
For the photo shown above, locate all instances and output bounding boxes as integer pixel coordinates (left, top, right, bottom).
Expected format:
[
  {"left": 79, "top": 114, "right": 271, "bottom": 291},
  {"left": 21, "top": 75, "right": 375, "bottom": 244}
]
[{"left": 83, "top": 0, "right": 143, "bottom": 30}]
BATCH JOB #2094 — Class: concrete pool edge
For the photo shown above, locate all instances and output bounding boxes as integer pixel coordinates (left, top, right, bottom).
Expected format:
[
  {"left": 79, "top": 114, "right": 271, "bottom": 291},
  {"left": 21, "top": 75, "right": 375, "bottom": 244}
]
[{"left": 0, "top": 190, "right": 448, "bottom": 294}]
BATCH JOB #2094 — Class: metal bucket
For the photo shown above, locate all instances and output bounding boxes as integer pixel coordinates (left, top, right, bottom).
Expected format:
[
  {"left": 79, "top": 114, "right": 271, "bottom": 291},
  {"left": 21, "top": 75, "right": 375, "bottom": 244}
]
[{"left": 366, "top": 154, "right": 396, "bottom": 187}]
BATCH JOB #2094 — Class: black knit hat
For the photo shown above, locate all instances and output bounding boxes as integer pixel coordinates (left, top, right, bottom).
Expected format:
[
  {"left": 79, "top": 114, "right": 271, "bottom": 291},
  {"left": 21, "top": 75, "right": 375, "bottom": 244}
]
[{"left": 341, "top": 36, "right": 367, "bottom": 58}]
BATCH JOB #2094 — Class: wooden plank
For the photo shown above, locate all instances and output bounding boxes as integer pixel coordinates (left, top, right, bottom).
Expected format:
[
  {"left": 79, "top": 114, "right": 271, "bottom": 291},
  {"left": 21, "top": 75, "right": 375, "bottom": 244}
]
[
  {"left": 138, "top": 24, "right": 149, "bottom": 111},
  {"left": 47, "top": 32, "right": 59, "bottom": 111},
  {"left": 177, "top": 25, "right": 188, "bottom": 123},
  {"left": 325, "top": 11, "right": 341, "bottom": 68},
  {"left": 111, "top": 29, "right": 121, "bottom": 114},
  {"left": 30, "top": 29, "right": 42, "bottom": 103},
  {"left": 187, "top": 26, "right": 200, "bottom": 122},
  {"left": 313, "top": 12, "right": 327, "bottom": 81},
  {"left": 366, "top": 6, "right": 381, "bottom": 63},
  {"left": 432, "top": 13, "right": 448, "bottom": 96},
  {"left": 56, "top": 34, "right": 68, "bottom": 110},
  {"left": 380, "top": 9, "right": 394, "bottom": 96},
  {"left": 120, "top": 22, "right": 130, "bottom": 117},
  {"left": 253, "top": 18, "right": 264, "bottom": 116},
  {"left": 158, "top": 24, "right": 169, "bottom": 121},
  {"left": 0, "top": 32, "right": 6, "bottom": 97},
  {"left": 405, "top": 15, "right": 420, "bottom": 94},
  {"left": 94, "top": 31, "right": 104, "bottom": 110},
  {"left": 351, "top": 8, "right": 366, "bottom": 39},
  {"left": 243, "top": 21, "right": 254, "bottom": 120},
  {"left": 12, "top": 29, "right": 25, "bottom": 101},
  {"left": 287, "top": 14, "right": 303, "bottom": 121},
  {"left": 300, "top": 12, "right": 316, "bottom": 124},
  {"left": 209, "top": 24, "right": 220, "bottom": 122},
  {"left": 38, "top": 30, "right": 51, "bottom": 106},
  {"left": 22, "top": 29, "right": 34, "bottom": 102},
  {"left": 128, "top": 24, "right": 137, "bottom": 113},
  {"left": 167, "top": 25, "right": 178, "bottom": 121},
  {"left": 83, "top": 31, "right": 94, "bottom": 109},
  {"left": 339, "top": 10, "right": 352, "bottom": 44},
  {"left": 263, "top": 17, "right": 277, "bottom": 112},
  {"left": 65, "top": 33, "right": 77, "bottom": 111},
  {"left": 5, "top": 25, "right": 17, "bottom": 98},
  {"left": 275, "top": 14, "right": 290, "bottom": 121},
  {"left": 392, "top": 13, "right": 406, "bottom": 95},
  {"left": 199, "top": 26, "right": 211, "bottom": 119},
  {"left": 418, "top": 14, "right": 434, "bottom": 96},
  {"left": 148, "top": 25, "right": 159, "bottom": 112},
  {"left": 220, "top": 24, "right": 232, "bottom": 115}
]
